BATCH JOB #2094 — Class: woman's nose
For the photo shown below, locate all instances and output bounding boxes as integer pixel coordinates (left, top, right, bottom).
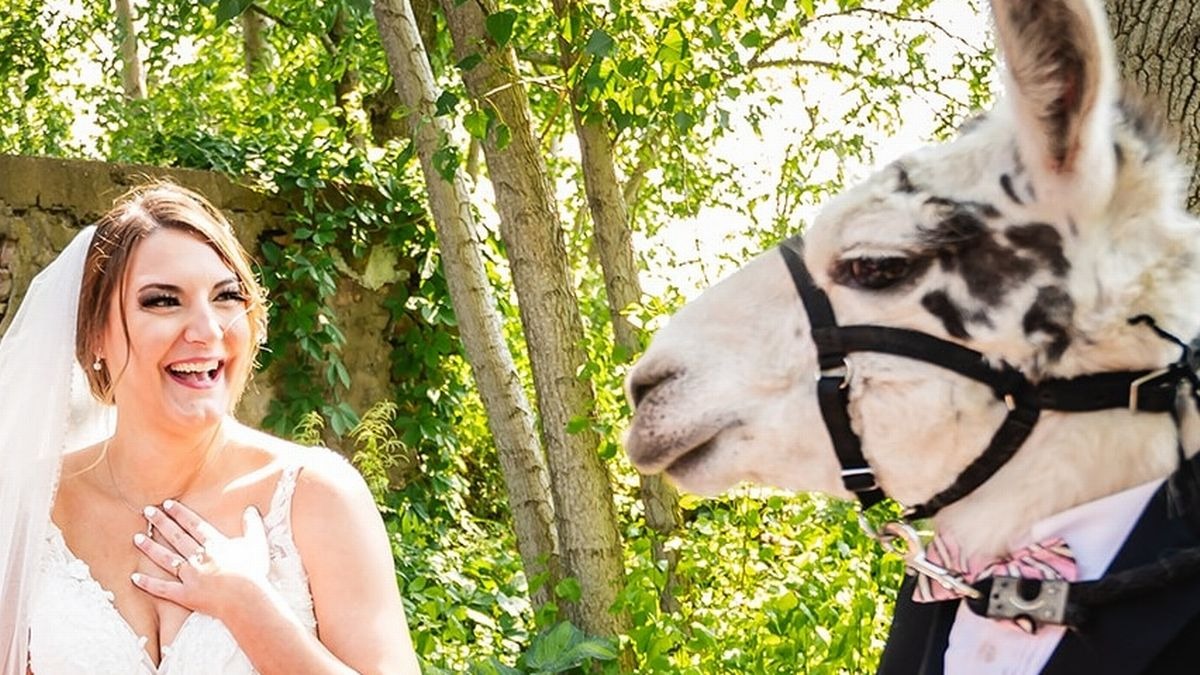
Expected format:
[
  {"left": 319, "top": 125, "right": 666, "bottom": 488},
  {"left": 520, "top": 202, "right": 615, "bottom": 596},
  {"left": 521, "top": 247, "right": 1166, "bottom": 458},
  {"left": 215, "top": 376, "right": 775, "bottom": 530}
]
[{"left": 183, "top": 303, "right": 225, "bottom": 343}]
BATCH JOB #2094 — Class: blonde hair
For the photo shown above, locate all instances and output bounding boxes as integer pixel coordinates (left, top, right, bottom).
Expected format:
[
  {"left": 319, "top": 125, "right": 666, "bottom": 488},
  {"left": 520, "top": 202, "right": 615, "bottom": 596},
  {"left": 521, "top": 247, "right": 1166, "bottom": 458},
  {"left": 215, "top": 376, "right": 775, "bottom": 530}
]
[{"left": 75, "top": 181, "right": 268, "bottom": 405}]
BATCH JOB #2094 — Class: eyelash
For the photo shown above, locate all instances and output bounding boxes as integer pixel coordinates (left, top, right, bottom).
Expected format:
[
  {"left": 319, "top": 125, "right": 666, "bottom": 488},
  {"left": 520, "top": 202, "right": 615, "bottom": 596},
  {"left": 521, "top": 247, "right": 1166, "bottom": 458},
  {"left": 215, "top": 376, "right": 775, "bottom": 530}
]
[
  {"left": 140, "top": 294, "right": 179, "bottom": 308},
  {"left": 139, "top": 290, "right": 246, "bottom": 308}
]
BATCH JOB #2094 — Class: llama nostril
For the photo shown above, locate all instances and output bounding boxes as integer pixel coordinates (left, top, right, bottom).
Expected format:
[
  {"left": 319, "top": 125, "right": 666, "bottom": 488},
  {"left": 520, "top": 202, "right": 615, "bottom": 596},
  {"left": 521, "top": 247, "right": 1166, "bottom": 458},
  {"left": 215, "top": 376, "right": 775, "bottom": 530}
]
[
  {"left": 631, "top": 380, "right": 654, "bottom": 408},
  {"left": 628, "top": 369, "right": 679, "bottom": 408}
]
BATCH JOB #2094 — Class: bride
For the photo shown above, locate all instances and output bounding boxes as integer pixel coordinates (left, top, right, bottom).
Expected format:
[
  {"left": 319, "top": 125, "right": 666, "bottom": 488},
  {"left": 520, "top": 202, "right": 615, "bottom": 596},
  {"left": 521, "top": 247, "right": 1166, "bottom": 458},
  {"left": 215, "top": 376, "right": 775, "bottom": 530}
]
[{"left": 0, "top": 183, "right": 420, "bottom": 673}]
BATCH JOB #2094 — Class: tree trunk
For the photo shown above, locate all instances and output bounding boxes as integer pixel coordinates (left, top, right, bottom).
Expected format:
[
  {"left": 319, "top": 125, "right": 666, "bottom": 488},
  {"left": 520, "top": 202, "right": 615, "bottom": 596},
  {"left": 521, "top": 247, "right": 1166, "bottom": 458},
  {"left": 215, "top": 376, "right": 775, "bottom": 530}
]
[
  {"left": 408, "top": 0, "right": 439, "bottom": 58},
  {"left": 437, "top": 0, "right": 629, "bottom": 637},
  {"left": 372, "top": 0, "right": 561, "bottom": 610},
  {"left": 114, "top": 0, "right": 146, "bottom": 99},
  {"left": 1106, "top": 0, "right": 1200, "bottom": 211},
  {"left": 552, "top": 0, "right": 683, "bottom": 614},
  {"left": 330, "top": 7, "right": 366, "bottom": 148},
  {"left": 241, "top": 9, "right": 269, "bottom": 78}
]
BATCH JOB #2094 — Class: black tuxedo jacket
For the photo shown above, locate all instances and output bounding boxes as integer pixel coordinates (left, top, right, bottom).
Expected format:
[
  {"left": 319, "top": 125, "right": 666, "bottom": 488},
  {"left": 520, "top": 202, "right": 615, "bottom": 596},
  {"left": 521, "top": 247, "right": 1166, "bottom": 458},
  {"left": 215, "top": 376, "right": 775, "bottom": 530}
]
[{"left": 877, "top": 479, "right": 1200, "bottom": 674}]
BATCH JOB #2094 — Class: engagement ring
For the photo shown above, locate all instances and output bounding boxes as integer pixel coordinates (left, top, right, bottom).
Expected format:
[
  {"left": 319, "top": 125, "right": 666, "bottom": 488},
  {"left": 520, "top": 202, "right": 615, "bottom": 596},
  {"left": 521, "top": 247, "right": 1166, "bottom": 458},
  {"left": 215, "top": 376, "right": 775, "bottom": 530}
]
[{"left": 187, "top": 547, "right": 208, "bottom": 567}]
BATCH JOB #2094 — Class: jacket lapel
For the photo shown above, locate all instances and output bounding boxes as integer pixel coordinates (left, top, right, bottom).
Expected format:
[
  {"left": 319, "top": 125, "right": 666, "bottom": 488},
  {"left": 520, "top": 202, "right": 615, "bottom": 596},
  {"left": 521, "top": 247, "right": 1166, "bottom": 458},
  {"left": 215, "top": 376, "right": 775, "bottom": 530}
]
[
  {"left": 1040, "top": 479, "right": 1200, "bottom": 674},
  {"left": 877, "top": 575, "right": 957, "bottom": 675}
]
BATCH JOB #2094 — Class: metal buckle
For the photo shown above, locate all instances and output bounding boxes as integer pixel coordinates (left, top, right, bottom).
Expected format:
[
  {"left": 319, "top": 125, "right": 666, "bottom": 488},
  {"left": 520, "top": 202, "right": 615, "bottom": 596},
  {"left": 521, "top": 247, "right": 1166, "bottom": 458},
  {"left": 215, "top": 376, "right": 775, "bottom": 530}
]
[
  {"left": 1128, "top": 367, "right": 1169, "bottom": 412},
  {"left": 985, "top": 576, "right": 1069, "bottom": 627},
  {"left": 861, "top": 518, "right": 981, "bottom": 600}
]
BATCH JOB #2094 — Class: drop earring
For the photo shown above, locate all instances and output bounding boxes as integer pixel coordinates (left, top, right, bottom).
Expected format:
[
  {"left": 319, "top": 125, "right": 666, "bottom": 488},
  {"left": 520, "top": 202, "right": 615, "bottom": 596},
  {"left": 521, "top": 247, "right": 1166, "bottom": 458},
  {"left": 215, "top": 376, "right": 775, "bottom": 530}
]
[{"left": 92, "top": 356, "right": 102, "bottom": 371}]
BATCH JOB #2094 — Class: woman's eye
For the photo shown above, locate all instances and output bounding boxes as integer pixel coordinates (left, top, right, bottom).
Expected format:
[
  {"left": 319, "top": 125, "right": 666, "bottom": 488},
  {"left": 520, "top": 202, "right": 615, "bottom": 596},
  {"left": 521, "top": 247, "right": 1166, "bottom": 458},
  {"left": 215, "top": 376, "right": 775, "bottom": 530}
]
[
  {"left": 838, "top": 257, "right": 914, "bottom": 290},
  {"left": 139, "top": 294, "right": 179, "bottom": 308},
  {"left": 216, "top": 290, "right": 247, "bottom": 303}
]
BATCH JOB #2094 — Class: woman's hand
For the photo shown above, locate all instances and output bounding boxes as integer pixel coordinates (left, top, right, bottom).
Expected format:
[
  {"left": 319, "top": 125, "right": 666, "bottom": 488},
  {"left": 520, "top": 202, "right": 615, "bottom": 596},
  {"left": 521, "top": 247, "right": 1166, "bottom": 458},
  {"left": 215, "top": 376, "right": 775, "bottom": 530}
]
[{"left": 131, "top": 500, "right": 272, "bottom": 619}]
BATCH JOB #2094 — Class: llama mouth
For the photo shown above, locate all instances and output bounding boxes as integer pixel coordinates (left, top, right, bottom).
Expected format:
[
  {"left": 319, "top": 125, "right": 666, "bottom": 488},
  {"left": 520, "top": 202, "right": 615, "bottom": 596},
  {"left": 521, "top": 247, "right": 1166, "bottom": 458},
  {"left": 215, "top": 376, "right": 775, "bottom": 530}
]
[{"left": 664, "top": 438, "right": 717, "bottom": 478}]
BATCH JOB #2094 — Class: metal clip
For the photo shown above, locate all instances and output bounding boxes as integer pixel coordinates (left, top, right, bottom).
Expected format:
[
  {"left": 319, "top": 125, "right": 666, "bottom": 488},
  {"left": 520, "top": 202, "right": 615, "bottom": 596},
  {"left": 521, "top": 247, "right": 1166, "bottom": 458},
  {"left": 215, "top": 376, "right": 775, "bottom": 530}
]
[
  {"left": 985, "top": 576, "right": 1069, "bottom": 626},
  {"left": 862, "top": 518, "right": 981, "bottom": 600},
  {"left": 1129, "top": 368, "right": 1169, "bottom": 412},
  {"left": 816, "top": 358, "right": 852, "bottom": 389},
  {"left": 840, "top": 467, "right": 879, "bottom": 492}
]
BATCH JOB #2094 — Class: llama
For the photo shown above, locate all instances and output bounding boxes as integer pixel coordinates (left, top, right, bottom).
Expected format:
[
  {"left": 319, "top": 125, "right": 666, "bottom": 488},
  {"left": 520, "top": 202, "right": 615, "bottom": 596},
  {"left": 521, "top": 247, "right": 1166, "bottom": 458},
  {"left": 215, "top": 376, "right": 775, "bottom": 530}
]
[{"left": 625, "top": 0, "right": 1200, "bottom": 671}]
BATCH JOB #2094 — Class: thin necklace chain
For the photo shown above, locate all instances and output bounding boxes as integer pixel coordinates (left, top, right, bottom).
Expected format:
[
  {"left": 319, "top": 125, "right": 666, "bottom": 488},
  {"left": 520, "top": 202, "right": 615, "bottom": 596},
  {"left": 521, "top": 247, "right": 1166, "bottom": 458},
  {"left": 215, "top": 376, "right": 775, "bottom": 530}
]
[{"left": 103, "top": 434, "right": 221, "bottom": 538}]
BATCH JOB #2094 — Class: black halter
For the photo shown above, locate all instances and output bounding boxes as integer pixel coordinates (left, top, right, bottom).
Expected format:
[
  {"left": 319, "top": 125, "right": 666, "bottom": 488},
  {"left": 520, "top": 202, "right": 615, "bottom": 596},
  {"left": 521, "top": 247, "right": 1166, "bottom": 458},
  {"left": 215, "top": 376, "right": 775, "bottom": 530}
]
[{"left": 778, "top": 243, "right": 1186, "bottom": 520}]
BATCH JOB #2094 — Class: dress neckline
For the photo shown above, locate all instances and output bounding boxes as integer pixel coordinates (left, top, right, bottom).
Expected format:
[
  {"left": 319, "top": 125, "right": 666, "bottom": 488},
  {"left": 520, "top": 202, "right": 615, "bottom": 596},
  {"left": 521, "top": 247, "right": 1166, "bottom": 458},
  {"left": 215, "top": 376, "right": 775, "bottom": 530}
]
[{"left": 45, "top": 462, "right": 300, "bottom": 670}]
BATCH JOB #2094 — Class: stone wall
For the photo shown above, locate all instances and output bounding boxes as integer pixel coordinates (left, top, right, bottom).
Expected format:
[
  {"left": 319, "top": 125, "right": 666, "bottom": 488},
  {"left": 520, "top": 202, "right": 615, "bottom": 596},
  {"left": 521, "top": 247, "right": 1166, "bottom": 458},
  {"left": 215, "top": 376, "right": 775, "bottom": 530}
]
[{"left": 0, "top": 154, "right": 400, "bottom": 433}]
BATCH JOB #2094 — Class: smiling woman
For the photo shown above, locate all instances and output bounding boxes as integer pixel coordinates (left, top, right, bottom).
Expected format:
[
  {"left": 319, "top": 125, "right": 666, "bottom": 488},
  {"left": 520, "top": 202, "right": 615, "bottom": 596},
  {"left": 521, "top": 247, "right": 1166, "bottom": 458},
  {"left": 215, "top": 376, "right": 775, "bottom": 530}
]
[{"left": 0, "top": 183, "right": 420, "bottom": 675}]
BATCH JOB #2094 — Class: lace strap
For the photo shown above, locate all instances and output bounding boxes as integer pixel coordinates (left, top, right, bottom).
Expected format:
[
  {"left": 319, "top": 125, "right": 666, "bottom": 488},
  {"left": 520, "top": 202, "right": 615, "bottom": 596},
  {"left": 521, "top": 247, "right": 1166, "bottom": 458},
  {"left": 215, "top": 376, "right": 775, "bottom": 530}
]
[{"left": 263, "top": 464, "right": 303, "bottom": 531}]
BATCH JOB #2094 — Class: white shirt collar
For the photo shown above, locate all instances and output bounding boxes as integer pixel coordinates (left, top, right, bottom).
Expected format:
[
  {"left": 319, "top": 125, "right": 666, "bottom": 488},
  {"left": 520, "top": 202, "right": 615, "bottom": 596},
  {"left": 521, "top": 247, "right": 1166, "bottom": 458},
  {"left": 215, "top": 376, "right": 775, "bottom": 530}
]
[
  {"left": 1029, "top": 477, "right": 1163, "bottom": 579},
  {"left": 943, "top": 477, "right": 1163, "bottom": 674}
]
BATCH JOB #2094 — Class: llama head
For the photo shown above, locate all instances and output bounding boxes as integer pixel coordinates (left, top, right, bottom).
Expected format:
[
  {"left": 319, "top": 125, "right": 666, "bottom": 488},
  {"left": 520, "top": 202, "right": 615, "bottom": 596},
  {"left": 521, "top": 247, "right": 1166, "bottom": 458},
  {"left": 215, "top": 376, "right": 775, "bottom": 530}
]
[{"left": 625, "top": 0, "right": 1200, "bottom": 524}]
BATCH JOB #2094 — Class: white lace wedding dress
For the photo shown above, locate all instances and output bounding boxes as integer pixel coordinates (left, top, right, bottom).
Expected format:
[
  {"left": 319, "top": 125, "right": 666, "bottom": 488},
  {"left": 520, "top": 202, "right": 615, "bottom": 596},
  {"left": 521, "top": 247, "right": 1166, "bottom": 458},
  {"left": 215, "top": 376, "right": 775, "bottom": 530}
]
[{"left": 27, "top": 465, "right": 317, "bottom": 674}]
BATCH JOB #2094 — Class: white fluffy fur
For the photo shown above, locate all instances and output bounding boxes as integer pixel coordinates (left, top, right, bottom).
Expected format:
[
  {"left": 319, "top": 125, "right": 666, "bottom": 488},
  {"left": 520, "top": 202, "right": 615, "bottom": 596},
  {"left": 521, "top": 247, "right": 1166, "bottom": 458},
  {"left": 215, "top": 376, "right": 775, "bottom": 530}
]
[{"left": 625, "top": 0, "right": 1200, "bottom": 558}]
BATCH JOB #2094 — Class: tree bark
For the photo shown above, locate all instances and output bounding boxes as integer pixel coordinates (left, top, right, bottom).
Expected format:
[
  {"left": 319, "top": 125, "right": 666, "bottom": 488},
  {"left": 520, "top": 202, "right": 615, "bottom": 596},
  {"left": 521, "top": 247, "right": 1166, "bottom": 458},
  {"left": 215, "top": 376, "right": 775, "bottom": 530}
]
[
  {"left": 1106, "top": 0, "right": 1200, "bottom": 211},
  {"left": 114, "top": 0, "right": 146, "bottom": 99},
  {"left": 552, "top": 0, "right": 683, "bottom": 614},
  {"left": 372, "top": 0, "right": 561, "bottom": 610},
  {"left": 329, "top": 7, "right": 366, "bottom": 148},
  {"left": 241, "top": 9, "right": 269, "bottom": 78},
  {"left": 437, "top": 0, "right": 629, "bottom": 637}
]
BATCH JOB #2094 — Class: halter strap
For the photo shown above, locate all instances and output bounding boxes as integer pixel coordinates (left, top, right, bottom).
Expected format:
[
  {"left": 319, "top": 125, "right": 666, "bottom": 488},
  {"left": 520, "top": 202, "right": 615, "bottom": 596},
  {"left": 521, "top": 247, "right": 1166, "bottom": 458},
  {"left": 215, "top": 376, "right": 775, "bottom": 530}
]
[{"left": 778, "top": 243, "right": 1182, "bottom": 518}]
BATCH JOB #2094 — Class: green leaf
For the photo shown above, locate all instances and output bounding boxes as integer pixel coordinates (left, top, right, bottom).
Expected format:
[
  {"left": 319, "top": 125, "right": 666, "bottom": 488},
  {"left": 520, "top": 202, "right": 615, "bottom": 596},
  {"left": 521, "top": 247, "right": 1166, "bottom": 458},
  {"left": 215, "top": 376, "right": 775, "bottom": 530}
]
[
  {"left": 554, "top": 577, "right": 582, "bottom": 602},
  {"left": 523, "top": 621, "right": 617, "bottom": 671},
  {"left": 617, "top": 56, "right": 645, "bottom": 77},
  {"left": 493, "top": 123, "right": 512, "bottom": 150},
  {"left": 456, "top": 53, "right": 483, "bottom": 71},
  {"left": 214, "top": 0, "right": 254, "bottom": 25},
  {"left": 463, "top": 109, "right": 488, "bottom": 139},
  {"left": 484, "top": 10, "right": 517, "bottom": 48},
  {"left": 584, "top": 29, "right": 616, "bottom": 59},
  {"left": 435, "top": 90, "right": 459, "bottom": 117},
  {"left": 740, "top": 29, "right": 762, "bottom": 49},
  {"left": 432, "top": 144, "right": 460, "bottom": 181}
]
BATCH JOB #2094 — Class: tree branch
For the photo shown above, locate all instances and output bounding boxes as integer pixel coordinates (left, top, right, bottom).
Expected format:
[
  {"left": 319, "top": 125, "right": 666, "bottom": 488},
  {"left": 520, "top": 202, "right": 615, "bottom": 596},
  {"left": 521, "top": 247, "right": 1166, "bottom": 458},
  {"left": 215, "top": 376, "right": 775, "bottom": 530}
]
[
  {"left": 249, "top": 3, "right": 293, "bottom": 30},
  {"left": 749, "top": 58, "right": 867, "bottom": 79},
  {"left": 745, "top": 5, "right": 981, "bottom": 70},
  {"left": 840, "top": 6, "right": 982, "bottom": 52},
  {"left": 519, "top": 50, "right": 561, "bottom": 67}
]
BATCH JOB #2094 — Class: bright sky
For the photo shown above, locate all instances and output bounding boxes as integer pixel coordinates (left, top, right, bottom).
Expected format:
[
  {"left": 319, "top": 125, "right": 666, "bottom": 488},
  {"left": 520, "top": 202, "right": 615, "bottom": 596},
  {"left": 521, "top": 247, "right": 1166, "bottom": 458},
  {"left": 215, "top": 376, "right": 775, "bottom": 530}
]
[{"left": 639, "top": 0, "right": 992, "bottom": 300}]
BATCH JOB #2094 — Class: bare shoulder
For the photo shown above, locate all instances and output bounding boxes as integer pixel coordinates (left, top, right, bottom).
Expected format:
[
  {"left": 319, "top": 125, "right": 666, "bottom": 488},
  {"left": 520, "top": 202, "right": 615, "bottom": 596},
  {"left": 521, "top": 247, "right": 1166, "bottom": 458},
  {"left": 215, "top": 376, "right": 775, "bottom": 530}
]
[
  {"left": 233, "top": 425, "right": 379, "bottom": 538},
  {"left": 226, "top": 422, "right": 372, "bottom": 518}
]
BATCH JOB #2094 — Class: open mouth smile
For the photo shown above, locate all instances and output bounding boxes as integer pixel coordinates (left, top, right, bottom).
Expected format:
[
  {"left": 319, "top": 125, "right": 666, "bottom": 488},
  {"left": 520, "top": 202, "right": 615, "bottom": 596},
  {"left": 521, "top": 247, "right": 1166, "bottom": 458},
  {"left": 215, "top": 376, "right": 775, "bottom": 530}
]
[{"left": 165, "top": 359, "right": 226, "bottom": 389}]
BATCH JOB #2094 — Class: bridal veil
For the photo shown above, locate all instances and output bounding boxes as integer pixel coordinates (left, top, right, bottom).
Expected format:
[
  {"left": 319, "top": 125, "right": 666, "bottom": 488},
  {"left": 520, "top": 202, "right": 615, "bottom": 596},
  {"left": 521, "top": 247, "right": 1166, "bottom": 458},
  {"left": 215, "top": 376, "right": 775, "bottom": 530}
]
[{"left": 0, "top": 227, "right": 113, "bottom": 674}]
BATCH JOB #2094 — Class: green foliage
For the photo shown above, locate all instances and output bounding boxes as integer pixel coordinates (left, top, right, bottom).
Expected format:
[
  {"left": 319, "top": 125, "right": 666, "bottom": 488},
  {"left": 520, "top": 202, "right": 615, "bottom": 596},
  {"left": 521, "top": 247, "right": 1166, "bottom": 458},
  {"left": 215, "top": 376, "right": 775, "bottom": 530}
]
[
  {"left": 614, "top": 494, "right": 904, "bottom": 673},
  {"left": 0, "top": 0, "right": 107, "bottom": 155},
  {"left": 290, "top": 409, "right": 326, "bottom": 446},
  {"left": 1, "top": 0, "right": 995, "bottom": 671},
  {"left": 348, "top": 400, "right": 407, "bottom": 506}
]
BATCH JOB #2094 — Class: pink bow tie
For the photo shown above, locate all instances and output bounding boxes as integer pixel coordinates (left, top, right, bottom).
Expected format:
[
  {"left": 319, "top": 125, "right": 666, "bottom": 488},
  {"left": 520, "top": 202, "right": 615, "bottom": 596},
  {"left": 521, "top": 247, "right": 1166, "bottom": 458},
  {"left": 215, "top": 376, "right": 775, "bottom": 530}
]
[{"left": 911, "top": 534, "right": 1078, "bottom": 607}]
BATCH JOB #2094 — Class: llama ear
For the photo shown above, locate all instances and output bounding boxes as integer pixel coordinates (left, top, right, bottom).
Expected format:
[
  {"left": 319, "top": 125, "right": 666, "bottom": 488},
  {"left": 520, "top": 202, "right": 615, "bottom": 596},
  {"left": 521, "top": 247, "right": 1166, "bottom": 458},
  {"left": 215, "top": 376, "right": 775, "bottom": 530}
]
[{"left": 990, "top": 0, "right": 1117, "bottom": 213}]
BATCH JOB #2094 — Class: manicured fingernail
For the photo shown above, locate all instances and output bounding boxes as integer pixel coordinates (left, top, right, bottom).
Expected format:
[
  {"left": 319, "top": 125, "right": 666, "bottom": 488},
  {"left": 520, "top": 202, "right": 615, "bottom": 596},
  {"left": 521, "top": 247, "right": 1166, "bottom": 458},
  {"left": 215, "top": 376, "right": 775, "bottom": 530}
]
[
  {"left": 131, "top": 573, "right": 142, "bottom": 584},
  {"left": 143, "top": 506, "right": 157, "bottom": 519},
  {"left": 133, "top": 533, "right": 146, "bottom": 546},
  {"left": 163, "top": 499, "right": 176, "bottom": 511}
]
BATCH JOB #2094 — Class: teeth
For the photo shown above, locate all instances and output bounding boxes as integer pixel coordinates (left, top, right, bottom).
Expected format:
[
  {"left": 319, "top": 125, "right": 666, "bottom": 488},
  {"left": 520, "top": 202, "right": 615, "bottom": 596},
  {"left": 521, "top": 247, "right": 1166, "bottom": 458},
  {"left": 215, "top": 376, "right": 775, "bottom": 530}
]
[{"left": 169, "top": 360, "right": 220, "bottom": 374}]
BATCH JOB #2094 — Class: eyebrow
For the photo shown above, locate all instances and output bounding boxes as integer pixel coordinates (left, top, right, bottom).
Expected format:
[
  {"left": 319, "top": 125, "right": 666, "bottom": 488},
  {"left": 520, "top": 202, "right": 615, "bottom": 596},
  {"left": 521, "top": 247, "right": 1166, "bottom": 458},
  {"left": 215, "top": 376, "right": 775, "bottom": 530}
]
[{"left": 136, "top": 277, "right": 241, "bottom": 294}]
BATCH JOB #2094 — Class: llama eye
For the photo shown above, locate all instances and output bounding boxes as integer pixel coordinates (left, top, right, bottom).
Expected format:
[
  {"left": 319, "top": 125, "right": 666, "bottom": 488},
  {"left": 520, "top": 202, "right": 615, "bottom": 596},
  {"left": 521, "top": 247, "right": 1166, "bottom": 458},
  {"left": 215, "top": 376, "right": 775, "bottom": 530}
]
[{"left": 838, "top": 257, "right": 914, "bottom": 290}]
